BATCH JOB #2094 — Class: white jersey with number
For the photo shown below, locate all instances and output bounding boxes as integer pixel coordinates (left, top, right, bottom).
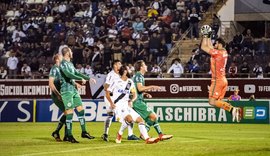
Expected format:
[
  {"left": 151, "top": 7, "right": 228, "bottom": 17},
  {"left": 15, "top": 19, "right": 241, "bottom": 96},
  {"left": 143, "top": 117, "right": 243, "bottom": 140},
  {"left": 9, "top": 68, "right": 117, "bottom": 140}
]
[
  {"left": 107, "top": 77, "right": 139, "bottom": 122},
  {"left": 107, "top": 78, "right": 135, "bottom": 105}
]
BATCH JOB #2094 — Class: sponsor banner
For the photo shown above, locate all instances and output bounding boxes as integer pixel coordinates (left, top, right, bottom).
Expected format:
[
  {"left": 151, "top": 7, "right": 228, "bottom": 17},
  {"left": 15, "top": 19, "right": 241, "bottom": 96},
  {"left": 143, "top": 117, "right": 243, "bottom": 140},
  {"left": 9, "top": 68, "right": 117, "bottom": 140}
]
[
  {"left": 145, "top": 78, "right": 270, "bottom": 98},
  {"left": 36, "top": 99, "right": 109, "bottom": 122},
  {"left": 0, "top": 100, "right": 33, "bottom": 122},
  {"left": 1, "top": 79, "right": 270, "bottom": 99},
  {"left": 147, "top": 100, "right": 270, "bottom": 123},
  {"left": 1, "top": 99, "right": 269, "bottom": 123},
  {"left": 0, "top": 99, "right": 110, "bottom": 122},
  {"left": 0, "top": 80, "right": 91, "bottom": 99}
]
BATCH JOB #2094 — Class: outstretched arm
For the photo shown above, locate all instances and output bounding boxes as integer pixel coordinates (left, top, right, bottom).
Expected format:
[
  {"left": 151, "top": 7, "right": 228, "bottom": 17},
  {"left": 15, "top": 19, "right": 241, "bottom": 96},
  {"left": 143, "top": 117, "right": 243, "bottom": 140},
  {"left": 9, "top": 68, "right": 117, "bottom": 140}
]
[
  {"left": 74, "top": 70, "right": 90, "bottom": 80},
  {"left": 201, "top": 37, "right": 213, "bottom": 55},
  {"left": 61, "top": 68, "right": 84, "bottom": 80},
  {"left": 136, "top": 83, "right": 160, "bottom": 92}
]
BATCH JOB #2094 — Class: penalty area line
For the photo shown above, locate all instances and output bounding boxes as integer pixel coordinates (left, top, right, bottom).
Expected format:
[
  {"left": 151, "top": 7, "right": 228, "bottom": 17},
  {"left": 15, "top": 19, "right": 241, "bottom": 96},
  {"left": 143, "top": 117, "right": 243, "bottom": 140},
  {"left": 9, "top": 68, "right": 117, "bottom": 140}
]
[
  {"left": 19, "top": 139, "right": 205, "bottom": 156},
  {"left": 19, "top": 144, "right": 125, "bottom": 156}
]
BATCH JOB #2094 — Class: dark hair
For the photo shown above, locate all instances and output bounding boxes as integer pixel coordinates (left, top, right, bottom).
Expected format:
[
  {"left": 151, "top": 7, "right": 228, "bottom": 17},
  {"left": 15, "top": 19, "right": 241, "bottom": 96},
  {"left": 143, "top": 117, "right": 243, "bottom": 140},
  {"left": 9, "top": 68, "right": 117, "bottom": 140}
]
[
  {"left": 216, "top": 38, "right": 226, "bottom": 47},
  {"left": 119, "top": 65, "right": 130, "bottom": 78},
  {"left": 112, "top": 60, "right": 121, "bottom": 67},
  {"left": 134, "top": 60, "right": 144, "bottom": 72}
]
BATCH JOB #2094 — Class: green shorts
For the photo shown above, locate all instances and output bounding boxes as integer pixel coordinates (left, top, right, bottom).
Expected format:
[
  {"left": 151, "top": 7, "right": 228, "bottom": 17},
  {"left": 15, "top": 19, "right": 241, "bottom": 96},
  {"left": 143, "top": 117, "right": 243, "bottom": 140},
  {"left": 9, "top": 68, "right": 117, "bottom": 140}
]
[
  {"left": 133, "top": 100, "right": 154, "bottom": 120},
  {"left": 61, "top": 91, "right": 82, "bottom": 110},
  {"left": 51, "top": 94, "right": 65, "bottom": 112}
]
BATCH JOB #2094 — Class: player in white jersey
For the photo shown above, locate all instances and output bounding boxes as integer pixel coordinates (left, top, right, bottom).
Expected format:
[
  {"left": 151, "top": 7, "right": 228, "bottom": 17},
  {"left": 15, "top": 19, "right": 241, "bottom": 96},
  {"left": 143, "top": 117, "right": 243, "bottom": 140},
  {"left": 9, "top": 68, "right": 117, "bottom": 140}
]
[
  {"left": 101, "top": 60, "right": 139, "bottom": 142},
  {"left": 106, "top": 65, "right": 160, "bottom": 144}
]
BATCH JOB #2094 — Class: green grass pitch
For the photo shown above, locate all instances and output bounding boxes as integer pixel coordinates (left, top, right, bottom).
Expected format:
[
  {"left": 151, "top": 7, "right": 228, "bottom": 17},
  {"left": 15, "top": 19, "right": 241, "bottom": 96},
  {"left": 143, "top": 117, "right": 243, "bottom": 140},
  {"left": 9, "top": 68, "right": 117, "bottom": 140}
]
[{"left": 0, "top": 122, "right": 270, "bottom": 156}]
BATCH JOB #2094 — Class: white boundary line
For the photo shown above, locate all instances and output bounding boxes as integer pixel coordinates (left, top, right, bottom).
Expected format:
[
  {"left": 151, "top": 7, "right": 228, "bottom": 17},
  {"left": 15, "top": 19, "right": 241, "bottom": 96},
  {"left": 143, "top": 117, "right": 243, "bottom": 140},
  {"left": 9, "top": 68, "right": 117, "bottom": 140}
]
[
  {"left": 19, "top": 140, "right": 206, "bottom": 156},
  {"left": 19, "top": 144, "right": 125, "bottom": 156}
]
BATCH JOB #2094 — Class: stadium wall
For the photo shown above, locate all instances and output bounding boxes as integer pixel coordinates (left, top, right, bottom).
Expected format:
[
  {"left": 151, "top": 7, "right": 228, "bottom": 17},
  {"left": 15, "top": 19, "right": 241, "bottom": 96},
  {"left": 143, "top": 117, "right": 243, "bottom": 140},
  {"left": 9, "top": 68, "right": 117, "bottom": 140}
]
[{"left": 0, "top": 99, "right": 269, "bottom": 124}]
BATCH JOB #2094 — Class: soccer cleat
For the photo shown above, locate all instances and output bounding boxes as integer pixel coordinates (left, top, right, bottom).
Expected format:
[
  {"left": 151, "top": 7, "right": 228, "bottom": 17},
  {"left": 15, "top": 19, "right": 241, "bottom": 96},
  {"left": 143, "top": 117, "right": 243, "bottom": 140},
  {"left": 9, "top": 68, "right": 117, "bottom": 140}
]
[
  {"left": 115, "top": 133, "right": 122, "bottom": 144},
  {"left": 159, "top": 134, "right": 173, "bottom": 141},
  {"left": 232, "top": 107, "right": 241, "bottom": 122},
  {"left": 81, "top": 131, "right": 95, "bottom": 139},
  {"left": 68, "top": 135, "right": 79, "bottom": 143},
  {"left": 51, "top": 131, "right": 61, "bottom": 142},
  {"left": 101, "top": 134, "right": 109, "bottom": 142},
  {"left": 127, "top": 134, "right": 140, "bottom": 140},
  {"left": 63, "top": 135, "right": 69, "bottom": 142},
  {"left": 145, "top": 137, "right": 160, "bottom": 144}
]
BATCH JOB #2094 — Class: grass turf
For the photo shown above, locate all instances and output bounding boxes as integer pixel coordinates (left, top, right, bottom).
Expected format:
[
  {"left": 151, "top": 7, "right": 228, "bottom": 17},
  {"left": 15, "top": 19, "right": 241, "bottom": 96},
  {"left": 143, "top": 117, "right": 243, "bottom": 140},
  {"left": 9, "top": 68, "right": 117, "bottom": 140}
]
[{"left": 0, "top": 122, "right": 269, "bottom": 156}]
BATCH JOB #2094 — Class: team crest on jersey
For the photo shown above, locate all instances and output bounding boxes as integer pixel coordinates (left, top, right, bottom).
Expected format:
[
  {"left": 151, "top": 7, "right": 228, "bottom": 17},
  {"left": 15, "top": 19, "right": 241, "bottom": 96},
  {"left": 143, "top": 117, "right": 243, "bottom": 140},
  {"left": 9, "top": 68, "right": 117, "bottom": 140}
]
[
  {"left": 67, "top": 102, "right": 72, "bottom": 107},
  {"left": 117, "top": 89, "right": 130, "bottom": 94}
]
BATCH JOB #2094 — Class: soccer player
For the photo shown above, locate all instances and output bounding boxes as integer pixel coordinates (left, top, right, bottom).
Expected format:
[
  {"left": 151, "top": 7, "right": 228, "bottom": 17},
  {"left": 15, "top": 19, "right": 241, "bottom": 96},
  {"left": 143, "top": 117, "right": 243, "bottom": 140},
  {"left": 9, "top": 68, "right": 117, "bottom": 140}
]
[
  {"left": 106, "top": 65, "right": 160, "bottom": 144},
  {"left": 133, "top": 60, "right": 173, "bottom": 141},
  {"left": 60, "top": 47, "right": 96, "bottom": 143},
  {"left": 200, "top": 28, "right": 241, "bottom": 122},
  {"left": 101, "top": 60, "right": 139, "bottom": 142},
  {"left": 49, "top": 54, "right": 67, "bottom": 141}
]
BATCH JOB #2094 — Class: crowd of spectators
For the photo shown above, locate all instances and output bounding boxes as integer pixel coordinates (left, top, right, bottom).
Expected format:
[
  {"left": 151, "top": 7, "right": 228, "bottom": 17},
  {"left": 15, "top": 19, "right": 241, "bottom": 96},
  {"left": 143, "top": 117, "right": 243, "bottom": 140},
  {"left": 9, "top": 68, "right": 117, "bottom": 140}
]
[
  {"left": 0, "top": 0, "right": 268, "bottom": 79},
  {"left": 0, "top": 0, "right": 213, "bottom": 79},
  {"left": 177, "top": 29, "right": 270, "bottom": 78}
]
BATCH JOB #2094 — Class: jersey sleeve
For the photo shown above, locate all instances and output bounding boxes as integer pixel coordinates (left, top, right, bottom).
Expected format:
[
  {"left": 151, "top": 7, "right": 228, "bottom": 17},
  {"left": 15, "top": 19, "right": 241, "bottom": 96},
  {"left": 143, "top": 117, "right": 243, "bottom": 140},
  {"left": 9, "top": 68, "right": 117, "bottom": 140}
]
[
  {"left": 49, "top": 67, "right": 57, "bottom": 78},
  {"left": 107, "top": 81, "right": 116, "bottom": 93},
  {"left": 60, "top": 61, "right": 83, "bottom": 80},
  {"left": 74, "top": 70, "right": 90, "bottom": 80},
  {"left": 105, "top": 73, "right": 114, "bottom": 85},
  {"left": 134, "top": 74, "right": 144, "bottom": 84}
]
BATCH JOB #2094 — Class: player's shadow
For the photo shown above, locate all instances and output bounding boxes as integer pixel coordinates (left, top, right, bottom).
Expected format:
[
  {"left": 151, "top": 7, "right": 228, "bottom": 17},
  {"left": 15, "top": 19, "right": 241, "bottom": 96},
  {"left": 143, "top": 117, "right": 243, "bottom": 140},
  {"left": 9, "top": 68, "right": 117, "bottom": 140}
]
[{"left": 33, "top": 137, "right": 55, "bottom": 142}]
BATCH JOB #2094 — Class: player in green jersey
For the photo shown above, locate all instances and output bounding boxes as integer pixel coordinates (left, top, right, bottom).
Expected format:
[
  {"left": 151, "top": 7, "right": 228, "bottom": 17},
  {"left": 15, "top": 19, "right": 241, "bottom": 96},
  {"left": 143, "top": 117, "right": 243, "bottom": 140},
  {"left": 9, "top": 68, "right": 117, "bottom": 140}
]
[
  {"left": 60, "top": 47, "right": 96, "bottom": 143},
  {"left": 133, "top": 60, "right": 173, "bottom": 141},
  {"left": 49, "top": 54, "right": 67, "bottom": 141}
]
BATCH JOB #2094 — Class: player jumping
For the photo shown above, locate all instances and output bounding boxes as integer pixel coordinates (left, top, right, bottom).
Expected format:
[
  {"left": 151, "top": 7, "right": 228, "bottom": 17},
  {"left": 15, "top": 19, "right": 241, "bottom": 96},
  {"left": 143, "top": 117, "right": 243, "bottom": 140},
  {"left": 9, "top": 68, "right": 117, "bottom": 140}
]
[{"left": 200, "top": 26, "right": 241, "bottom": 122}]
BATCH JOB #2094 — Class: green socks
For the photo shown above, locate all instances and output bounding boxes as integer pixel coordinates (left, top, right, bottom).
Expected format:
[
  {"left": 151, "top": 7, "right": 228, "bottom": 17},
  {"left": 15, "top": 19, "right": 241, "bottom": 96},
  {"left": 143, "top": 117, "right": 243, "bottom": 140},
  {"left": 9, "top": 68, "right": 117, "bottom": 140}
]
[
  {"left": 146, "top": 119, "right": 162, "bottom": 134},
  {"left": 77, "top": 110, "right": 86, "bottom": 132},
  {"left": 66, "top": 113, "right": 73, "bottom": 136}
]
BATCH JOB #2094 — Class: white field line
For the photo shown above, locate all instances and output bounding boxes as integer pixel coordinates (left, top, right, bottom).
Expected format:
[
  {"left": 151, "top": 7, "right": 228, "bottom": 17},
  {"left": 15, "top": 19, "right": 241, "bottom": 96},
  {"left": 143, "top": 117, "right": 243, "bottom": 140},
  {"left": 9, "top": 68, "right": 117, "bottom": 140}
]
[{"left": 19, "top": 140, "right": 206, "bottom": 156}]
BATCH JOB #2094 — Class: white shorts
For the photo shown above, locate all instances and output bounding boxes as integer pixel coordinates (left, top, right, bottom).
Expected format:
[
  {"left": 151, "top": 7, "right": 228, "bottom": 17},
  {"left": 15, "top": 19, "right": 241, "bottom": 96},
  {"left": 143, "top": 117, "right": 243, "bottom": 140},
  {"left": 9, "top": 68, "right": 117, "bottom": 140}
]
[{"left": 114, "top": 102, "right": 140, "bottom": 123}]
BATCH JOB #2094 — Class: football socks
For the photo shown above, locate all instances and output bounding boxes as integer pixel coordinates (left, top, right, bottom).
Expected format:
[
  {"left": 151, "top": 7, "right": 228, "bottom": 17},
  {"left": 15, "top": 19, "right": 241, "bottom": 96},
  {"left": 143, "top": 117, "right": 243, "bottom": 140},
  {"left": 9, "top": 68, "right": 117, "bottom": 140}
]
[
  {"left": 55, "top": 115, "right": 66, "bottom": 133},
  {"left": 66, "top": 113, "right": 73, "bottom": 136},
  {"left": 118, "top": 121, "right": 128, "bottom": 135},
  {"left": 138, "top": 122, "right": 149, "bottom": 139},
  {"left": 104, "top": 115, "right": 113, "bottom": 135},
  {"left": 215, "top": 100, "right": 233, "bottom": 112},
  {"left": 77, "top": 110, "right": 86, "bottom": 132},
  {"left": 128, "top": 122, "right": 134, "bottom": 136}
]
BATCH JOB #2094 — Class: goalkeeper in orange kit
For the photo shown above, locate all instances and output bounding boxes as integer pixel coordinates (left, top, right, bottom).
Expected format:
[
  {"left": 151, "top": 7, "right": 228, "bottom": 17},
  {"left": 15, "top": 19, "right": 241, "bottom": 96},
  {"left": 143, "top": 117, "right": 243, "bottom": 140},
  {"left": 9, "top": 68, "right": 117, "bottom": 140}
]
[{"left": 200, "top": 25, "right": 241, "bottom": 122}]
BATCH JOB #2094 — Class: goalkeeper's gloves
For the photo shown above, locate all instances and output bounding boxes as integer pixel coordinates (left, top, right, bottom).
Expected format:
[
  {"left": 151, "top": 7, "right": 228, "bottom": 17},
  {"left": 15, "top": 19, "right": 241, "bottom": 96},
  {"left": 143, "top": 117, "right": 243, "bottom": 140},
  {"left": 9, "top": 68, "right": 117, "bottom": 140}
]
[{"left": 202, "top": 30, "right": 212, "bottom": 38}]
